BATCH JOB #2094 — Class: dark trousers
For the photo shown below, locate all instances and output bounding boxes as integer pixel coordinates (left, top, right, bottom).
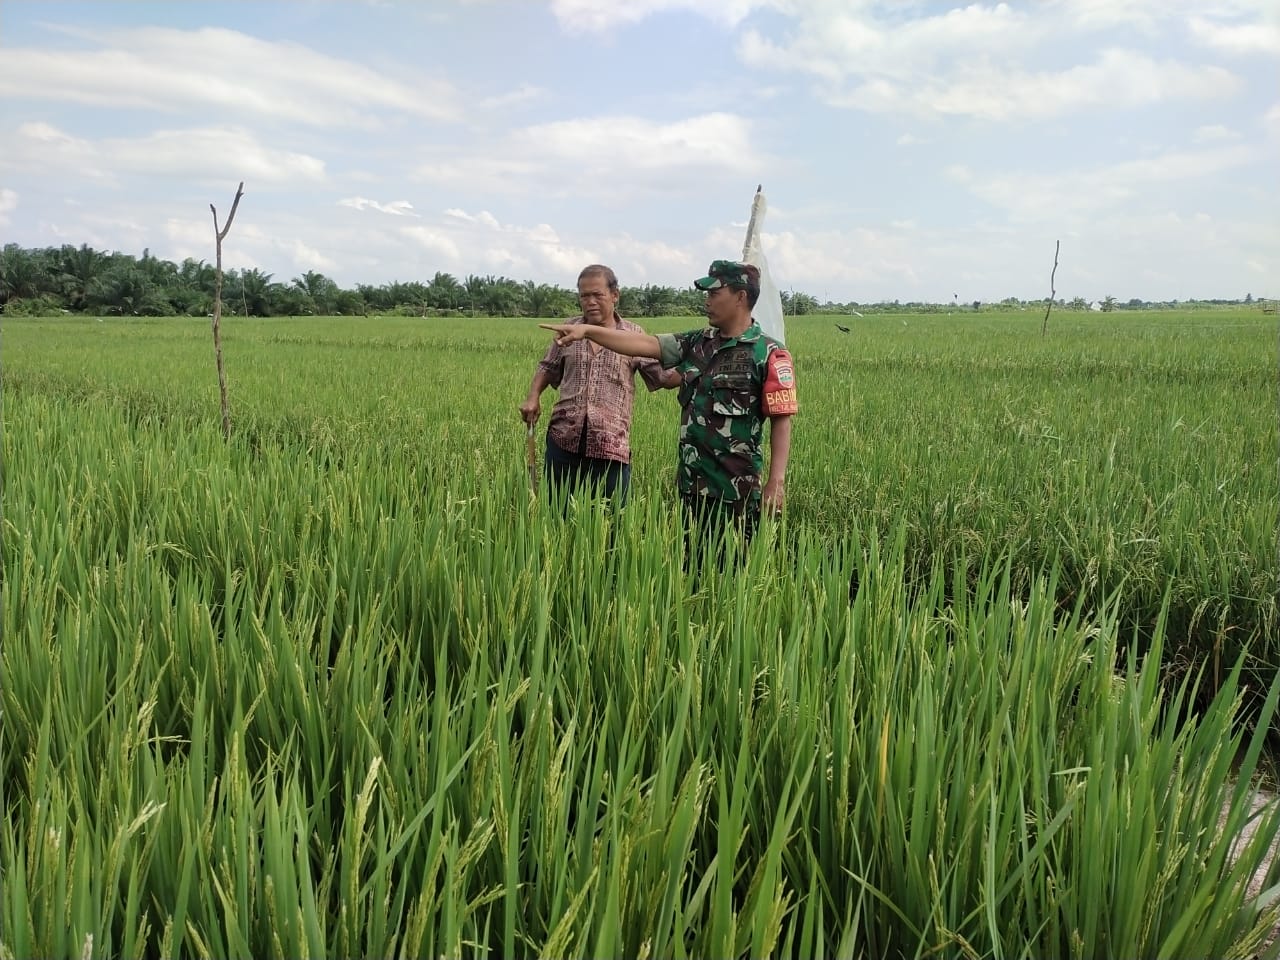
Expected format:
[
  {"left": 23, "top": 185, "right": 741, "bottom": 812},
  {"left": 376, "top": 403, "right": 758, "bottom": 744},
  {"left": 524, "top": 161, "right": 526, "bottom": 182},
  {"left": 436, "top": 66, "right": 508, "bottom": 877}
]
[
  {"left": 545, "top": 432, "right": 630, "bottom": 507},
  {"left": 681, "top": 491, "right": 759, "bottom": 576}
]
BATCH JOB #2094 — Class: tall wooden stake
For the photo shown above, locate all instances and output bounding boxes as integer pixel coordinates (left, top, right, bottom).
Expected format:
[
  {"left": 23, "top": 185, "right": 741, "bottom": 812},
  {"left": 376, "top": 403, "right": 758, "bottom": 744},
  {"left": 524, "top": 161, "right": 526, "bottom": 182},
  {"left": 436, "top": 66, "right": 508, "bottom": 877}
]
[
  {"left": 210, "top": 182, "right": 244, "bottom": 441},
  {"left": 1041, "top": 240, "right": 1059, "bottom": 338}
]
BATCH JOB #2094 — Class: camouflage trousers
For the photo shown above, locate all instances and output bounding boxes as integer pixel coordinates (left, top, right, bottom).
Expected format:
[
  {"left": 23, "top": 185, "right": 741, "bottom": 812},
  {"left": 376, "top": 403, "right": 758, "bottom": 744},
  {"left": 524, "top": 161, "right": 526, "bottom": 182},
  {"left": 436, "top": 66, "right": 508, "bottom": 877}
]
[{"left": 680, "top": 491, "right": 759, "bottom": 577}]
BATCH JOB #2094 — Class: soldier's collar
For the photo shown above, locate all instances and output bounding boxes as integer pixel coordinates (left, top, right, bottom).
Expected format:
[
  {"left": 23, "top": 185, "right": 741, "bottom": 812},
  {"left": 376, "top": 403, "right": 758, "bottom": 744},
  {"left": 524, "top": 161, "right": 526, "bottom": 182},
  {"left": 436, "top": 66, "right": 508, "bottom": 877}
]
[{"left": 703, "top": 321, "right": 762, "bottom": 346}]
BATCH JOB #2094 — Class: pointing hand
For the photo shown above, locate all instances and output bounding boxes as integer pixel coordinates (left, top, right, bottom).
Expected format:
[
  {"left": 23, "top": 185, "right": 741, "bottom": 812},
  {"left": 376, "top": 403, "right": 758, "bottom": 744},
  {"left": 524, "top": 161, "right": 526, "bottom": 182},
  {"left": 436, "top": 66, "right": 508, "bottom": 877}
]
[{"left": 539, "top": 323, "right": 585, "bottom": 347}]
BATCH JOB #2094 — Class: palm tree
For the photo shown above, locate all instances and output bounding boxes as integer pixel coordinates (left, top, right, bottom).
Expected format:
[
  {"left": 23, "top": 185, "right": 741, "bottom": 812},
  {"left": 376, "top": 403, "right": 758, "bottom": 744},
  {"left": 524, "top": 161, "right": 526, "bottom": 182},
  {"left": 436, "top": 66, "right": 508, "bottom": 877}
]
[
  {"left": 138, "top": 247, "right": 178, "bottom": 288},
  {"left": 638, "top": 284, "right": 676, "bottom": 317},
  {"left": 357, "top": 283, "right": 391, "bottom": 313},
  {"left": 522, "top": 282, "right": 566, "bottom": 318},
  {"left": 481, "top": 276, "right": 521, "bottom": 317},
  {"left": 86, "top": 263, "right": 171, "bottom": 315},
  {"left": 57, "top": 244, "right": 106, "bottom": 311},
  {"left": 334, "top": 288, "right": 367, "bottom": 316},
  {"left": 617, "top": 286, "right": 640, "bottom": 316},
  {"left": 179, "top": 257, "right": 217, "bottom": 293},
  {"left": 292, "top": 270, "right": 338, "bottom": 314},
  {"left": 0, "top": 243, "right": 46, "bottom": 307},
  {"left": 384, "top": 280, "right": 427, "bottom": 313},
  {"left": 427, "top": 271, "right": 462, "bottom": 312},
  {"left": 672, "top": 287, "right": 706, "bottom": 317},
  {"left": 463, "top": 274, "right": 487, "bottom": 317},
  {"left": 233, "top": 268, "right": 274, "bottom": 316},
  {"left": 171, "top": 258, "right": 217, "bottom": 315}
]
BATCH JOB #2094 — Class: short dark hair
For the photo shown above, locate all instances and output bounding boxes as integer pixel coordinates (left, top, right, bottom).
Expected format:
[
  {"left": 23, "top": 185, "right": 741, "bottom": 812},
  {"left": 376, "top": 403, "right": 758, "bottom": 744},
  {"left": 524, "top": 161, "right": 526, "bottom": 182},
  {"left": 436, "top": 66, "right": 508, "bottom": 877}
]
[{"left": 578, "top": 264, "right": 619, "bottom": 293}]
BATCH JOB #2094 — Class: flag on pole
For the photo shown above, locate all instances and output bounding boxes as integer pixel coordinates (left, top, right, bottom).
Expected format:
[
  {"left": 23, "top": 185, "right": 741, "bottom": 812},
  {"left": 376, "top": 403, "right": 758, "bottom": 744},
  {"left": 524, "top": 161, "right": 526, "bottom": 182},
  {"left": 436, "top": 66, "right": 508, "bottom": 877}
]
[{"left": 741, "top": 185, "right": 786, "bottom": 345}]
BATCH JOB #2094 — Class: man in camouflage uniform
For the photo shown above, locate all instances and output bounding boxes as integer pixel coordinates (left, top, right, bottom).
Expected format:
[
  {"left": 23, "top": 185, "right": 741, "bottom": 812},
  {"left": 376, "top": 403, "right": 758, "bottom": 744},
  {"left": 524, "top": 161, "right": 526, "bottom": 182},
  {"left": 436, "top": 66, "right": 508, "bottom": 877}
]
[{"left": 540, "top": 259, "right": 796, "bottom": 557}]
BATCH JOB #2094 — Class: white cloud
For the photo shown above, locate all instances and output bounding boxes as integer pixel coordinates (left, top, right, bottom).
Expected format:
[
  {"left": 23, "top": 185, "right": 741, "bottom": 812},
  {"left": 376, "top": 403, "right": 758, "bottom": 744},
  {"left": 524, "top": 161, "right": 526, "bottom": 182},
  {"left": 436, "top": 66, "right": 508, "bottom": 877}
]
[
  {"left": 518, "top": 112, "right": 759, "bottom": 172},
  {"left": 338, "top": 197, "right": 420, "bottom": 217},
  {"left": 554, "top": 0, "right": 1276, "bottom": 128},
  {"left": 1265, "top": 102, "right": 1280, "bottom": 136},
  {"left": 597, "top": 234, "right": 699, "bottom": 283},
  {"left": 163, "top": 217, "right": 215, "bottom": 256},
  {"left": 401, "top": 226, "right": 462, "bottom": 261},
  {"left": 416, "top": 112, "right": 769, "bottom": 195},
  {"left": 928, "top": 50, "right": 1239, "bottom": 121},
  {"left": 394, "top": 208, "right": 676, "bottom": 283},
  {"left": 743, "top": 24, "right": 1240, "bottom": 120},
  {"left": 415, "top": 157, "right": 542, "bottom": 189},
  {"left": 1188, "top": 15, "right": 1280, "bottom": 55},
  {"left": 1, "top": 2, "right": 1273, "bottom": 304},
  {"left": 736, "top": 4, "right": 1253, "bottom": 121},
  {"left": 286, "top": 239, "right": 337, "bottom": 273},
  {"left": 739, "top": 4, "right": 1039, "bottom": 90},
  {"left": 159, "top": 216, "right": 338, "bottom": 276},
  {"left": 956, "top": 145, "right": 1259, "bottom": 223},
  {"left": 1047, "top": 0, "right": 1167, "bottom": 31},
  {"left": 3, "top": 122, "right": 325, "bottom": 185},
  {"left": 479, "top": 83, "right": 545, "bottom": 109},
  {"left": 445, "top": 208, "right": 503, "bottom": 229},
  {"left": 550, "top": 0, "right": 770, "bottom": 33},
  {"left": 1193, "top": 124, "right": 1239, "bottom": 142},
  {"left": 702, "top": 222, "right": 928, "bottom": 299},
  {"left": 699, "top": 208, "right": 1275, "bottom": 304},
  {"left": 434, "top": 208, "right": 591, "bottom": 276},
  {"left": 0, "top": 26, "right": 460, "bottom": 128}
]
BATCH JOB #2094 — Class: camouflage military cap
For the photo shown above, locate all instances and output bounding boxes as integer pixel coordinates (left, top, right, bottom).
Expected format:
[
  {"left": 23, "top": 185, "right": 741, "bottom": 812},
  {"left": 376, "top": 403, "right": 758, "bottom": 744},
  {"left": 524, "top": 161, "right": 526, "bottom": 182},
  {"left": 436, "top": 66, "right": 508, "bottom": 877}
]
[{"left": 693, "top": 260, "right": 760, "bottom": 293}]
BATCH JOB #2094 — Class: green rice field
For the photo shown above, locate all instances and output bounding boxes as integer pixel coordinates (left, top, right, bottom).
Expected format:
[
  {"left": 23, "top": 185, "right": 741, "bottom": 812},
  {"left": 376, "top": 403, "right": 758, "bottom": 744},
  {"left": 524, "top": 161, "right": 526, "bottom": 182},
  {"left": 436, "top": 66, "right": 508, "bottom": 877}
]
[{"left": 3, "top": 308, "right": 1278, "bottom": 957}]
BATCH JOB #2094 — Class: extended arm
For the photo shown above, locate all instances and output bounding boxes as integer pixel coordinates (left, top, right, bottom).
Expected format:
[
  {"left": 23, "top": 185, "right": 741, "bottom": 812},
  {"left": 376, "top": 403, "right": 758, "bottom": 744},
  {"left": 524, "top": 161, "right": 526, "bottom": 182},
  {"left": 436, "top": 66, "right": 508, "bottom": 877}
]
[
  {"left": 762, "top": 415, "right": 792, "bottom": 515},
  {"left": 540, "top": 322, "right": 662, "bottom": 359}
]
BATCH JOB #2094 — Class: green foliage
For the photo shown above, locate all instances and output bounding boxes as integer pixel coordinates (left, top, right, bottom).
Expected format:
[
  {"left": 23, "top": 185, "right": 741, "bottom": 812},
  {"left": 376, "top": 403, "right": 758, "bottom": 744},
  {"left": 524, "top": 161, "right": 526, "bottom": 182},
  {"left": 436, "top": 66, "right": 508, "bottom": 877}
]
[
  {"left": 8, "top": 243, "right": 1268, "bottom": 321},
  {"left": 0, "top": 243, "right": 48, "bottom": 305},
  {"left": 2, "top": 294, "right": 65, "bottom": 317},
  {"left": 782, "top": 290, "right": 819, "bottom": 315},
  {"left": 2, "top": 310, "right": 1278, "bottom": 957}
]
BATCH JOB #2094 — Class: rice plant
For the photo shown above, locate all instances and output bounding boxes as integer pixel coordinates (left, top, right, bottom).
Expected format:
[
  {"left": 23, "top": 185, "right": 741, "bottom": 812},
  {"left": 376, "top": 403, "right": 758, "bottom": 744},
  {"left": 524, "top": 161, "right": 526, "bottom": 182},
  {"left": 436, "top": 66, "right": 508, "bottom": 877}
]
[{"left": 2, "top": 309, "right": 1277, "bottom": 957}]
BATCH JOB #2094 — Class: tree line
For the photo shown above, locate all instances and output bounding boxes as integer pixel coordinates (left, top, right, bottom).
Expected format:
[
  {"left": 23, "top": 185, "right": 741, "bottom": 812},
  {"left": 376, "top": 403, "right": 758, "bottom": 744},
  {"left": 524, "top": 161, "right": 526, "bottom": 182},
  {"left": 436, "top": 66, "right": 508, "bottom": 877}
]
[
  {"left": 0, "top": 243, "right": 1265, "bottom": 318},
  {"left": 0, "top": 243, "right": 827, "bottom": 320}
]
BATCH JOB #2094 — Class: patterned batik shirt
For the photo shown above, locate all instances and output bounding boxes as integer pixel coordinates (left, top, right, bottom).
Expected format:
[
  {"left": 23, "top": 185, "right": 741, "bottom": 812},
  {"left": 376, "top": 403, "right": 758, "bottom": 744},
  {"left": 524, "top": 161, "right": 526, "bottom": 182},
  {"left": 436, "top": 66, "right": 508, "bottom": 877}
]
[
  {"left": 656, "top": 321, "right": 798, "bottom": 503},
  {"left": 537, "top": 314, "right": 674, "bottom": 463}
]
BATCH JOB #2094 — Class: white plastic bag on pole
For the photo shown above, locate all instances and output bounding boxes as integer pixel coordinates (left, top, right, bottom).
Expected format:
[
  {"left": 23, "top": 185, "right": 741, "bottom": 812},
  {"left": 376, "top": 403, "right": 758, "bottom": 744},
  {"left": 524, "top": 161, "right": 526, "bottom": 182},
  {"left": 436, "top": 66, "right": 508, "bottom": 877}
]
[{"left": 741, "top": 185, "right": 786, "bottom": 345}]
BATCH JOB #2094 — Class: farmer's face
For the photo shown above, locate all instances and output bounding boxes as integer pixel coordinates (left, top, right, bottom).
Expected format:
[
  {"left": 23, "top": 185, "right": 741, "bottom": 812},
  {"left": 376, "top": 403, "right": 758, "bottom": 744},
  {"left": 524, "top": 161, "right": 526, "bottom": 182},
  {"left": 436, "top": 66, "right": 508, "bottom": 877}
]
[{"left": 578, "top": 276, "right": 618, "bottom": 326}]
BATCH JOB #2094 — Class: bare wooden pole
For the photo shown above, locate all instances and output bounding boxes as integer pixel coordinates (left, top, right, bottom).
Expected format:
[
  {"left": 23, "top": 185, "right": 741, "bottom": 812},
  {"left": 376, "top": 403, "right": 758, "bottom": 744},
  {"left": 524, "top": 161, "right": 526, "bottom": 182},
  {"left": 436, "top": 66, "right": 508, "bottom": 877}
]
[
  {"left": 1041, "top": 239, "right": 1059, "bottom": 338},
  {"left": 210, "top": 181, "right": 244, "bottom": 441},
  {"left": 741, "top": 183, "right": 762, "bottom": 260}
]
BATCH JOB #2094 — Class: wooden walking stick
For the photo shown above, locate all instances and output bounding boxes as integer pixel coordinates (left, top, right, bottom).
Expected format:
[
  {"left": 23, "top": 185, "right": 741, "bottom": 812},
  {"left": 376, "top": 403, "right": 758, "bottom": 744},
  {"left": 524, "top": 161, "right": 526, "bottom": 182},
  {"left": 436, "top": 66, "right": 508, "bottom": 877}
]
[{"left": 526, "top": 423, "right": 538, "bottom": 496}]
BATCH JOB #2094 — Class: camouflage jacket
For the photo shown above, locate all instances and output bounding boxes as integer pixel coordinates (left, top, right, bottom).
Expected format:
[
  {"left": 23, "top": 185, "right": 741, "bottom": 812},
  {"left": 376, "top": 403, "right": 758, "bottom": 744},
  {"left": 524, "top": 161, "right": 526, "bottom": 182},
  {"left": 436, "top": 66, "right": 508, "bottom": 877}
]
[{"left": 657, "top": 322, "right": 797, "bottom": 502}]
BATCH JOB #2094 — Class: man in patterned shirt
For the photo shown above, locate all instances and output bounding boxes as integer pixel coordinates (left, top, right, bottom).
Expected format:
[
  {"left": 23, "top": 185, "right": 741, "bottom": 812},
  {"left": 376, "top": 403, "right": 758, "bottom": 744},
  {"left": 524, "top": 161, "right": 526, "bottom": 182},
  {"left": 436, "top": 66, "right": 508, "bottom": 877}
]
[
  {"left": 520, "top": 264, "right": 680, "bottom": 505},
  {"left": 540, "top": 259, "right": 796, "bottom": 554}
]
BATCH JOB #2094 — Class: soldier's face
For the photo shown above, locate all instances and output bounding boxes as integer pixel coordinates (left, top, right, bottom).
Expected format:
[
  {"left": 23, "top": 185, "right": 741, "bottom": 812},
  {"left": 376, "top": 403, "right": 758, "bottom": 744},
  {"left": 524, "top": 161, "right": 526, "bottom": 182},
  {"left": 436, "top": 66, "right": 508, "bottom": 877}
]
[
  {"left": 578, "top": 276, "right": 618, "bottom": 326},
  {"left": 704, "top": 285, "right": 737, "bottom": 327}
]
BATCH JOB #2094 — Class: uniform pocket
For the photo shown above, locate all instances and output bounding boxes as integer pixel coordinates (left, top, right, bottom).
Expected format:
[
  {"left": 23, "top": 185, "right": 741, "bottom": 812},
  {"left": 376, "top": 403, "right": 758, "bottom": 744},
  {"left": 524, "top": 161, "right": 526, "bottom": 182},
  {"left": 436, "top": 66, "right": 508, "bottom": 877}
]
[{"left": 709, "top": 374, "right": 753, "bottom": 418}]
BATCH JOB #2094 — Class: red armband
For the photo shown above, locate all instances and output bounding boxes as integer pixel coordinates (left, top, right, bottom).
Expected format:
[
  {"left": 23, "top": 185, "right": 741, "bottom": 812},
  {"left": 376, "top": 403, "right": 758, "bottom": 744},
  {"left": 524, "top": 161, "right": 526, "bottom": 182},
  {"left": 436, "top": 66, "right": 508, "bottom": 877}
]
[{"left": 762, "top": 349, "right": 798, "bottom": 415}]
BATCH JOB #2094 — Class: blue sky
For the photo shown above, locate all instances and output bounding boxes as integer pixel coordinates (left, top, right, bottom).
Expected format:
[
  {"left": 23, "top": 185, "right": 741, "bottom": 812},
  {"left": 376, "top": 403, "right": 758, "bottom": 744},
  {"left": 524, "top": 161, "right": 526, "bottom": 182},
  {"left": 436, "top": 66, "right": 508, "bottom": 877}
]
[{"left": 1, "top": 0, "right": 1276, "bottom": 303}]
